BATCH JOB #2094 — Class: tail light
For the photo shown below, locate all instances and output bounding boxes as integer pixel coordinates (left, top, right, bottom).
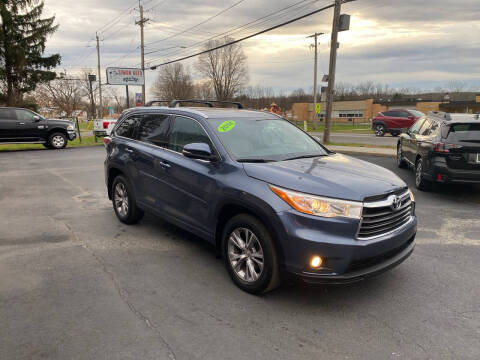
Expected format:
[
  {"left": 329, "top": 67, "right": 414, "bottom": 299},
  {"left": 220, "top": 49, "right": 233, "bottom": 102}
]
[
  {"left": 434, "top": 142, "right": 462, "bottom": 153},
  {"left": 103, "top": 121, "right": 109, "bottom": 129},
  {"left": 103, "top": 137, "right": 111, "bottom": 146}
]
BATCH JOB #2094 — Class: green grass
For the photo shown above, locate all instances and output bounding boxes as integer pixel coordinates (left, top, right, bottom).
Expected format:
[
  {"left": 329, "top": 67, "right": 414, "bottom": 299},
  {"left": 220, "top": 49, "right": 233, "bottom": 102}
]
[
  {"left": 325, "top": 141, "right": 395, "bottom": 149},
  {"left": 293, "top": 122, "right": 372, "bottom": 134},
  {"left": 0, "top": 135, "right": 103, "bottom": 151}
]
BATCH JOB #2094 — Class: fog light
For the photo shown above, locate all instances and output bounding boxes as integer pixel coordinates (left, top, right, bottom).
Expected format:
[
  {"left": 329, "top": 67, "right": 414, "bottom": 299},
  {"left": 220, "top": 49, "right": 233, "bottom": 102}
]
[{"left": 310, "top": 256, "right": 323, "bottom": 268}]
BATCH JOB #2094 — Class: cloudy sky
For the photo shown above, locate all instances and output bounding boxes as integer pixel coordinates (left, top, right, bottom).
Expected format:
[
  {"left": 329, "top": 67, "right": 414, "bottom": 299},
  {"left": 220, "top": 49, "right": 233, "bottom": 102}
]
[{"left": 43, "top": 0, "right": 480, "bottom": 98}]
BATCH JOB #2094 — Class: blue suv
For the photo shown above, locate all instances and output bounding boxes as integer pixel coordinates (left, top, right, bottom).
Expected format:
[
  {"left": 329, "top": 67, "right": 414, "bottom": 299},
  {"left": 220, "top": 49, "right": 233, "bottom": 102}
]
[{"left": 104, "top": 100, "right": 416, "bottom": 294}]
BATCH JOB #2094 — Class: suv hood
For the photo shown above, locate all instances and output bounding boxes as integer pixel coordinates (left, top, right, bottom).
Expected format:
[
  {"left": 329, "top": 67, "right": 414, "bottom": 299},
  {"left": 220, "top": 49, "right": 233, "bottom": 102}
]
[{"left": 242, "top": 154, "right": 406, "bottom": 201}]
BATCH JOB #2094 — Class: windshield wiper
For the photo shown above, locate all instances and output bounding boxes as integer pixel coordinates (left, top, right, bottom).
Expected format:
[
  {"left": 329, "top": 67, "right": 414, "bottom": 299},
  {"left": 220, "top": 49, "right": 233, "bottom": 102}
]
[
  {"left": 236, "top": 158, "right": 277, "bottom": 163},
  {"left": 283, "top": 154, "right": 327, "bottom": 161}
]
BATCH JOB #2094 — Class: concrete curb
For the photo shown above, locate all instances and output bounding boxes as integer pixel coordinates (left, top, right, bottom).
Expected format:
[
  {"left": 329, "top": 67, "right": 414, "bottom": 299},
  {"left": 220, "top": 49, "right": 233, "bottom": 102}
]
[{"left": 328, "top": 145, "right": 396, "bottom": 157}]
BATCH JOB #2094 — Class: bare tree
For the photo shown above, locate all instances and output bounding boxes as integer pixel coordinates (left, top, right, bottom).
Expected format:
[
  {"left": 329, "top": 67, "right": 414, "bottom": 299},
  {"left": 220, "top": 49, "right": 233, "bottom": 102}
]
[
  {"left": 447, "top": 80, "right": 466, "bottom": 93},
  {"left": 151, "top": 63, "right": 194, "bottom": 100},
  {"left": 196, "top": 37, "right": 248, "bottom": 101},
  {"left": 33, "top": 78, "right": 83, "bottom": 116}
]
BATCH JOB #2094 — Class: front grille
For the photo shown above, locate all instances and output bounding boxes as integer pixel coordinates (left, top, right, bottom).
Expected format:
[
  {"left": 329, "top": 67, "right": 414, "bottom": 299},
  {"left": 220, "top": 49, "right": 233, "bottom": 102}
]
[{"left": 357, "top": 190, "right": 413, "bottom": 240}]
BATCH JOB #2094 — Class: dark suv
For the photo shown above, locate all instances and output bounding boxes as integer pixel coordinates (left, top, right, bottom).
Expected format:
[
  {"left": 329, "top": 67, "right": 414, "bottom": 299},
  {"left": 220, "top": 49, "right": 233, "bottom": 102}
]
[
  {"left": 372, "top": 109, "right": 424, "bottom": 137},
  {"left": 0, "top": 107, "right": 76, "bottom": 149},
  {"left": 104, "top": 100, "right": 417, "bottom": 294},
  {"left": 397, "top": 112, "right": 480, "bottom": 190}
]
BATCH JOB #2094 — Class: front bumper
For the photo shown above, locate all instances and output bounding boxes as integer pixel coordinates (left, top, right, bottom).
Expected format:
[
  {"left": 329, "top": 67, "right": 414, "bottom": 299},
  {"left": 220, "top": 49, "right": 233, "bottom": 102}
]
[
  {"left": 67, "top": 131, "right": 77, "bottom": 141},
  {"left": 277, "top": 210, "right": 417, "bottom": 283}
]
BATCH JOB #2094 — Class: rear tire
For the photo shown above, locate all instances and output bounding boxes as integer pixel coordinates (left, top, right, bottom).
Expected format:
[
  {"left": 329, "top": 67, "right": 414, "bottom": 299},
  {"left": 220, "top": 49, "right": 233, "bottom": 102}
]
[
  {"left": 415, "top": 158, "right": 431, "bottom": 191},
  {"left": 222, "top": 214, "right": 280, "bottom": 294},
  {"left": 397, "top": 144, "right": 407, "bottom": 168},
  {"left": 48, "top": 132, "right": 67, "bottom": 149},
  {"left": 111, "top": 175, "right": 144, "bottom": 224},
  {"left": 374, "top": 124, "right": 386, "bottom": 137}
]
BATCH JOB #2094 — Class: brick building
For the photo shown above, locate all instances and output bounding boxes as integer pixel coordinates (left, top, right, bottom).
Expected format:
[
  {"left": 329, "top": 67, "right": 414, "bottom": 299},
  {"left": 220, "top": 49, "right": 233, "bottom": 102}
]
[{"left": 291, "top": 93, "right": 480, "bottom": 123}]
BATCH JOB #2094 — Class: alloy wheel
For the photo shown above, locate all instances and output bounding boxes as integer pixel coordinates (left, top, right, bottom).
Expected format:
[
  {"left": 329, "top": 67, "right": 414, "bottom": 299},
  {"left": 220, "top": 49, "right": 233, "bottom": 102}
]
[
  {"left": 415, "top": 161, "right": 422, "bottom": 187},
  {"left": 114, "top": 182, "right": 129, "bottom": 218},
  {"left": 397, "top": 145, "right": 402, "bottom": 166},
  {"left": 227, "top": 227, "right": 264, "bottom": 283},
  {"left": 52, "top": 135, "right": 65, "bottom": 148},
  {"left": 375, "top": 125, "right": 385, "bottom": 136}
]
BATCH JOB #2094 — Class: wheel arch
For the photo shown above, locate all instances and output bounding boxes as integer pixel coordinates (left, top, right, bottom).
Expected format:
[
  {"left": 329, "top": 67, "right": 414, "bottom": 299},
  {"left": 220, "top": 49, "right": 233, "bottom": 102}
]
[
  {"left": 47, "top": 127, "right": 68, "bottom": 138},
  {"left": 214, "top": 201, "right": 285, "bottom": 264},
  {"left": 107, "top": 167, "right": 125, "bottom": 200}
]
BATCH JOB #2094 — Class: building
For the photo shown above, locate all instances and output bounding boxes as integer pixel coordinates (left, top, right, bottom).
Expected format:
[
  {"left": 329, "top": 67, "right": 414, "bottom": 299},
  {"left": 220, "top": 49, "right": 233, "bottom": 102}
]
[{"left": 291, "top": 93, "right": 480, "bottom": 123}]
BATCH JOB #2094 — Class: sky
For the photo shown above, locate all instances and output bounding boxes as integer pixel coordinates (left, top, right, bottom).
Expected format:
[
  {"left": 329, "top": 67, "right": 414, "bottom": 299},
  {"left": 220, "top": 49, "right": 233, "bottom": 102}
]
[{"left": 43, "top": 0, "right": 480, "bottom": 99}]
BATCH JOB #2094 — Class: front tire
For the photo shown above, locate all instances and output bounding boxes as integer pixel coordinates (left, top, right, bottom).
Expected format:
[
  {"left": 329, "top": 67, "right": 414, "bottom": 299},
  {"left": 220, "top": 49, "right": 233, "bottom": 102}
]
[
  {"left": 48, "top": 132, "right": 67, "bottom": 149},
  {"left": 111, "top": 175, "right": 144, "bottom": 224},
  {"left": 222, "top": 214, "right": 280, "bottom": 294},
  {"left": 374, "top": 124, "right": 386, "bottom": 137},
  {"left": 415, "top": 158, "right": 431, "bottom": 190}
]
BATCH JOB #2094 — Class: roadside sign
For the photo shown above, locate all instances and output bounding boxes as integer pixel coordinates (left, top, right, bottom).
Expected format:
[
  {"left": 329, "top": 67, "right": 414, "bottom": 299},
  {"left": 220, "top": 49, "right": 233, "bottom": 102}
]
[
  {"left": 315, "top": 103, "right": 322, "bottom": 114},
  {"left": 135, "top": 93, "right": 143, "bottom": 107},
  {"left": 106, "top": 67, "right": 145, "bottom": 86}
]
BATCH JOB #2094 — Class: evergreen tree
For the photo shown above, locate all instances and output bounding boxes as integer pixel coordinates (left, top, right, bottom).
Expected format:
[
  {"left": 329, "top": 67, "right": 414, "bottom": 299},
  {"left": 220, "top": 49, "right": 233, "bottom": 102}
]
[{"left": 0, "top": 0, "right": 60, "bottom": 106}]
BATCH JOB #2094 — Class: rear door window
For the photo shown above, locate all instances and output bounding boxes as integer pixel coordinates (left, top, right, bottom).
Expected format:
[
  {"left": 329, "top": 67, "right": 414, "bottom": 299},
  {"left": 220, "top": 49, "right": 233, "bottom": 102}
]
[
  {"left": 137, "top": 114, "right": 170, "bottom": 147},
  {"left": 419, "top": 118, "right": 433, "bottom": 135},
  {"left": 0, "top": 108, "right": 16, "bottom": 120},
  {"left": 115, "top": 115, "right": 141, "bottom": 139},
  {"left": 168, "top": 116, "right": 212, "bottom": 153},
  {"left": 410, "top": 118, "right": 425, "bottom": 134}
]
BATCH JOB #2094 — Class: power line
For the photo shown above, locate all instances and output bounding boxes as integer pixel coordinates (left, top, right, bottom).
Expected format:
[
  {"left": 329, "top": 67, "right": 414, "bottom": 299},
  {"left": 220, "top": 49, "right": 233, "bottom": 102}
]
[
  {"left": 145, "top": 0, "right": 248, "bottom": 46},
  {"left": 96, "top": 0, "right": 138, "bottom": 35},
  {"left": 148, "top": 2, "right": 337, "bottom": 69},
  {"left": 151, "top": 0, "right": 319, "bottom": 61}
]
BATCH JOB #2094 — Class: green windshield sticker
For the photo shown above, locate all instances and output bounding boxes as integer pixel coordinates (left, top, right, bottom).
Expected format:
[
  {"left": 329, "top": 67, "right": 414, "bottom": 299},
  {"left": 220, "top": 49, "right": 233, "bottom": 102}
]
[{"left": 218, "top": 120, "right": 236, "bottom": 132}]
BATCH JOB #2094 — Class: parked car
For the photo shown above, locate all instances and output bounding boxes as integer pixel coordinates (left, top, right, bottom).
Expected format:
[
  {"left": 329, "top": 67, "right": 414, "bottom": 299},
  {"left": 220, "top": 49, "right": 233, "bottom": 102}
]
[
  {"left": 0, "top": 107, "right": 76, "bottom": 149},
  {"left": 397, "top": 112, "right": 480, "bottom": 190},
  {"left": 104, "top": 100, "right": 417, "bottom": 294},
  {"left": 372, "top": 109, "right": 424, "bottom": 137},
  {"left": 93, "top": 118, "right": 117, "bottom": 138}
]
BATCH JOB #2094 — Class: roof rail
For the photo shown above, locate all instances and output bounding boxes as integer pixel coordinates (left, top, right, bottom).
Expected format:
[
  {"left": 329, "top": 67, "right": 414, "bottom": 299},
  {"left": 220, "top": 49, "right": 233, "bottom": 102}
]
[
  {"left": 428, "top": 111, "right": 451, "bottom": 121},
  {"left": 168, "top": 99, "right": 244, "bottom": 109},
  {"left": 145, "top": 100, "right": 170, "bottom": 107}
]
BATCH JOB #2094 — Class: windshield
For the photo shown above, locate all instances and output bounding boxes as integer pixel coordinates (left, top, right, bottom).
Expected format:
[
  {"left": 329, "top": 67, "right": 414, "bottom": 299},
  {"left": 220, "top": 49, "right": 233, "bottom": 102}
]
[
  {"left": 409, "top": 110, "right": 424, "bottom": 118},
  {"left": 208, "top": 118, "right": 328, "bottom": 161}
]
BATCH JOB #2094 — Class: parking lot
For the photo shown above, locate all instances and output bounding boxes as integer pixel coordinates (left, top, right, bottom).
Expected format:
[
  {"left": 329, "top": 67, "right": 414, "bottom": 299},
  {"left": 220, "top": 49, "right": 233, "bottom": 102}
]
[{"left": 1, "top": 146, "right": 479, "bottom": 360}]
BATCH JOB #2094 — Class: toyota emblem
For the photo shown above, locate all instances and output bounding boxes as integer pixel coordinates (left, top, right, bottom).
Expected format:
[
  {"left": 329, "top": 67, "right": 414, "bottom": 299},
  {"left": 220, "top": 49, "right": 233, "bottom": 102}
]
[{"left": 391, "top": 195, "right": 401, "bottom": 210}]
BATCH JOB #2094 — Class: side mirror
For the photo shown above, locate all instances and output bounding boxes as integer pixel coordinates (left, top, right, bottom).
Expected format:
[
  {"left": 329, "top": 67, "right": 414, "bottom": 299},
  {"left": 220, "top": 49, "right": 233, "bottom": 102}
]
[
  {"left": 33, "top": 115, "right": 41, "bottom": 122},
  {"left": 183, "top": 143, "right": 217, "bottom": 161}
]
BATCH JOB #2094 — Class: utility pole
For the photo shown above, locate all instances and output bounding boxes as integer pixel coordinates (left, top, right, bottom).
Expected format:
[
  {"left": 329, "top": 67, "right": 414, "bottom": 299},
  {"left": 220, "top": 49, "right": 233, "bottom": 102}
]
[
  {"left": 308, "top": 32, "right": 323, "bottom": 130},
  {"left": 96, "top": 32, "right": 103, "bottom": 118},
  {"left": 136, "top": 2, "right": 148, "bottom": 106},
  {"left": 323, "top": 0, "right": 342, "bottom": 144}
]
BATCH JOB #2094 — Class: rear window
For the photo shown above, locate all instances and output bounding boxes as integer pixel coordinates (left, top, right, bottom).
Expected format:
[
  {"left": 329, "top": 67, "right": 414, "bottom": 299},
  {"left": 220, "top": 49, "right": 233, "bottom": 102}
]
[{"left": 446, "top": 123, "right": 480, "bottom": 142}]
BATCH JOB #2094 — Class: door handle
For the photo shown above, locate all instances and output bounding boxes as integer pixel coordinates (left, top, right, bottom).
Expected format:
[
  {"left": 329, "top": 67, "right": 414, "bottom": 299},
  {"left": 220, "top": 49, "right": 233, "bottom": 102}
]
[
  {"left": 159, "top": 161, "right": 171, "bottom": 169},
  {"left": 19, "top": 122, "right": 25, "bottom": 125},
  {"left": 125, "top": 148, "right": 134, "bottom": 153}
]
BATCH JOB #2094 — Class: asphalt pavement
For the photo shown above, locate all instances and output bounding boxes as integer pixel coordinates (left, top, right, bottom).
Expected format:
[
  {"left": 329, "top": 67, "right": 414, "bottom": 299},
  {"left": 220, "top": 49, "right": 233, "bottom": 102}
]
[
  {"left": 0, "top": 146, "right": 479, "bottom": 360},
  {"left": 311, "top": 132, "right": 398, "bottom": 146}
]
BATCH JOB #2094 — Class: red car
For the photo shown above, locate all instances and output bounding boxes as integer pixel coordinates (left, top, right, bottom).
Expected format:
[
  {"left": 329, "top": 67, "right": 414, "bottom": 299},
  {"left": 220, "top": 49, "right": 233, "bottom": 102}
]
[{"left": 372, "top": 109, "right": 424, "bottom": 136}]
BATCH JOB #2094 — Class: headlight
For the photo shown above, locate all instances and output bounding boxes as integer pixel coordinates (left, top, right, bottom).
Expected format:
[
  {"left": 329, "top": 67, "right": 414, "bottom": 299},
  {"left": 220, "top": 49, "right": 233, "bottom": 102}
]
[
  {"left": 67, "top": 124, "right": 75, "bottom": 131},
  {"left": 408, "top": 189, "right": 415, "bottom": 202},
  {"left": 270, "top": 185, "right": 362, "bottom": 219}
]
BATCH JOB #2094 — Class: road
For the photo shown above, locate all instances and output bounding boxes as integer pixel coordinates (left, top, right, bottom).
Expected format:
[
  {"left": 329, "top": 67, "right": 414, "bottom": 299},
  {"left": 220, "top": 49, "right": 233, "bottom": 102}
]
[
  {"left": 1, "top": 147, "right": 479, "bottom": 360},
  {"left": 311, "top": 132, "right": 398, "bottom": 146}
]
